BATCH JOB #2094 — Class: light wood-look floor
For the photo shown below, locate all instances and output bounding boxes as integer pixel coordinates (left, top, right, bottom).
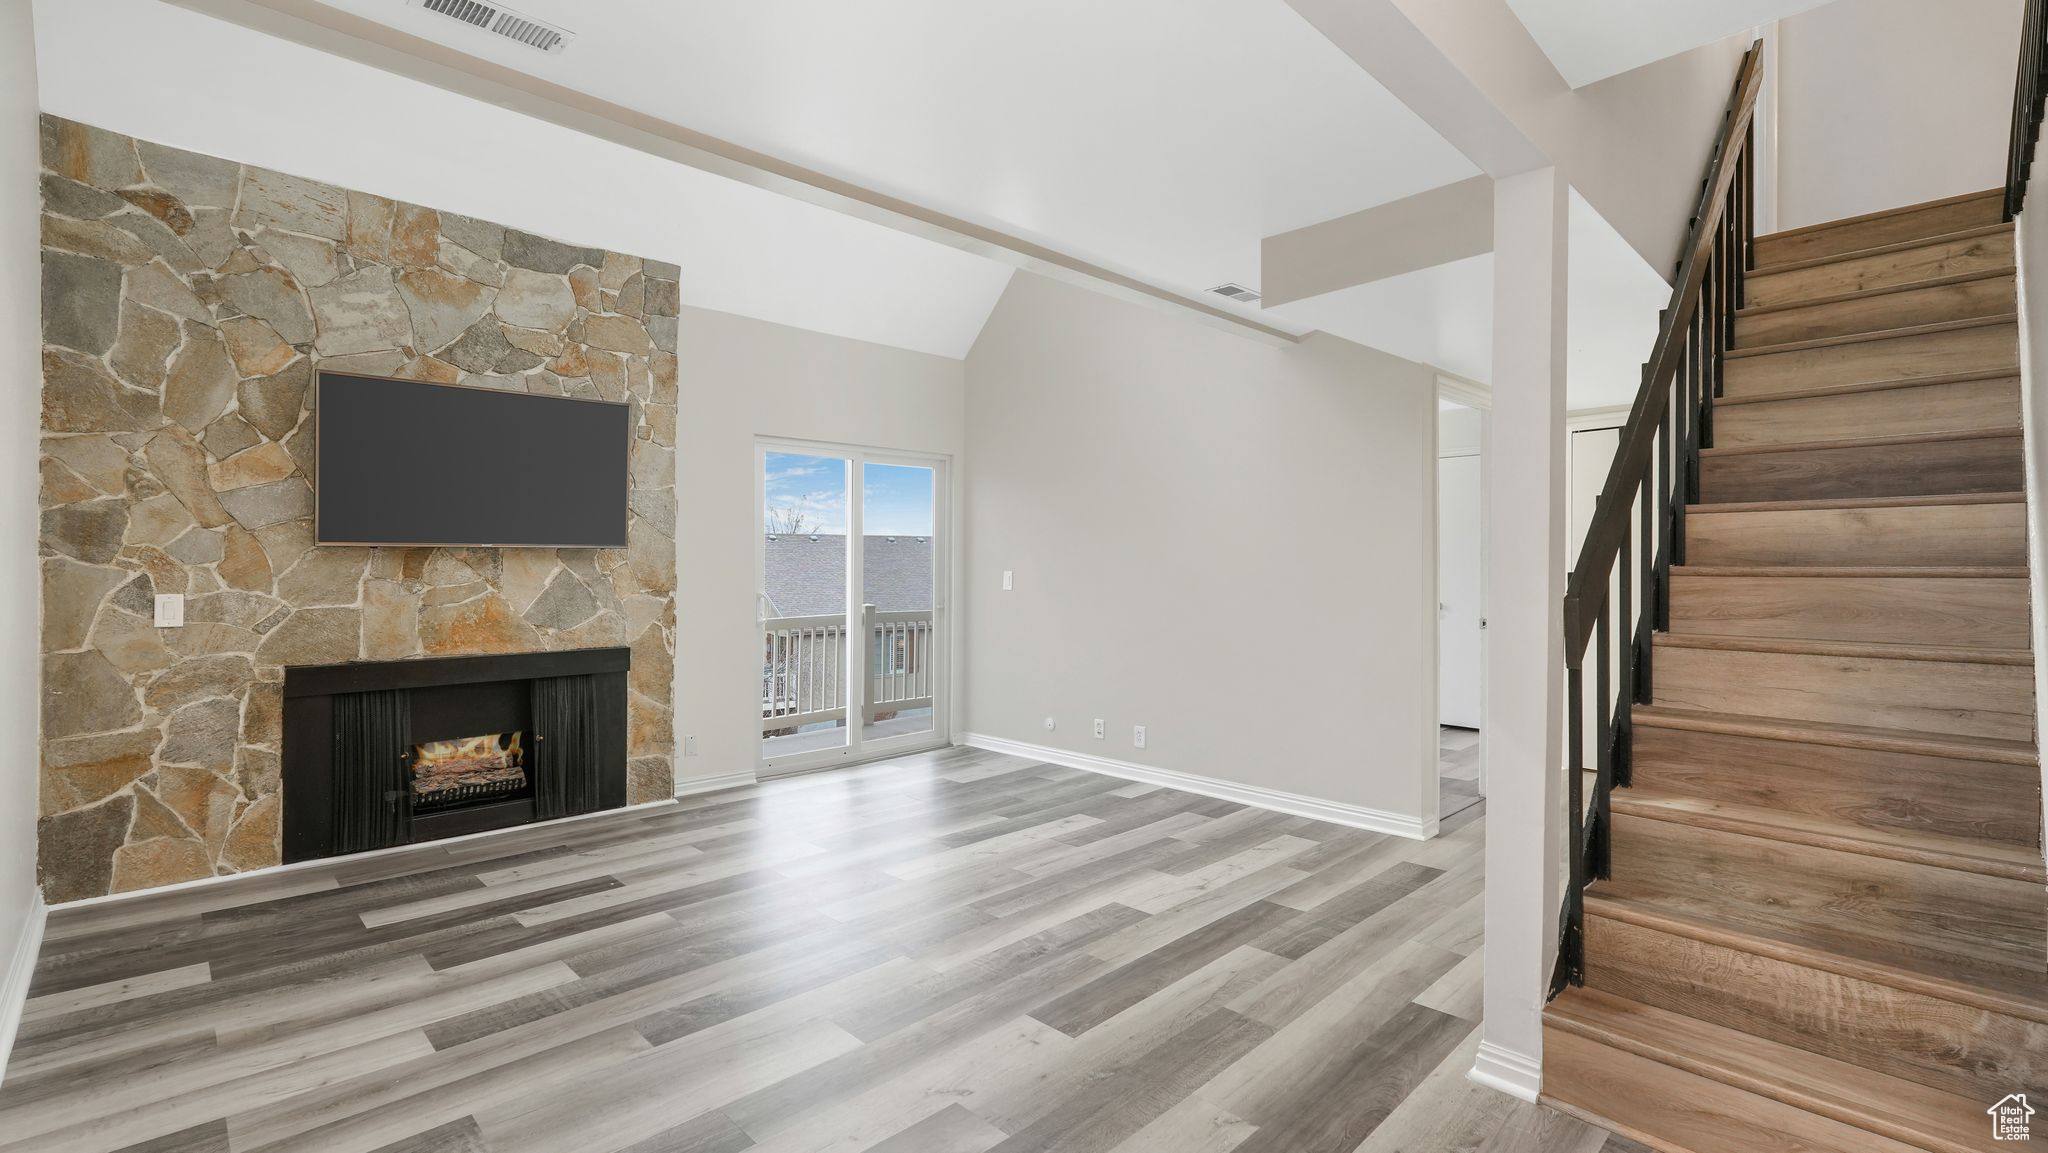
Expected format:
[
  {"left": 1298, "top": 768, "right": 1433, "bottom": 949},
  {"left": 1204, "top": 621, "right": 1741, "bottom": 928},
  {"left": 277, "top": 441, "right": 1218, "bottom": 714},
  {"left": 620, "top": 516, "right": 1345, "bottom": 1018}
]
[{"left": 2, "top": 746, "right": 1642, "bottom": 1153}]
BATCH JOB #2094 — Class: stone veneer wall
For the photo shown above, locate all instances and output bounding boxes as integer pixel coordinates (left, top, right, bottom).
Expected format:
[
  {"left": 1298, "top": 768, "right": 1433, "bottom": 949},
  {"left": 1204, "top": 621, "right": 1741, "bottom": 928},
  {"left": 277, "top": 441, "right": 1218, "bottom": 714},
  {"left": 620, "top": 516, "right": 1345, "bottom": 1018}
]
[{"left": 35, "top": 117, "right": 679, "bottom": 901}]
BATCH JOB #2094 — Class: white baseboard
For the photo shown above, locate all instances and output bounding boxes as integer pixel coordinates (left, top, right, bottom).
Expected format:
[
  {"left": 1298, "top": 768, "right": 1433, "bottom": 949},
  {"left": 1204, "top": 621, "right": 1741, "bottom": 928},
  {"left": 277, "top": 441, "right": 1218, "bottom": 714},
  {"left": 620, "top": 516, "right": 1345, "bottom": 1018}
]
[
  {"left": 956, "top": 732, "right": 1431, "bottom": 839},
  {"left": 54, "top": 797, "right": 681, "bottom": 912},
  {"left": 0, "top": 889, "right": 48, "bottom": 1088},
  {"left": 1468, "top": 1039, "right": 1542, "bottom": 1102},
  {"left": 674, "top": 770, "right": 757, "bottom": 797}
]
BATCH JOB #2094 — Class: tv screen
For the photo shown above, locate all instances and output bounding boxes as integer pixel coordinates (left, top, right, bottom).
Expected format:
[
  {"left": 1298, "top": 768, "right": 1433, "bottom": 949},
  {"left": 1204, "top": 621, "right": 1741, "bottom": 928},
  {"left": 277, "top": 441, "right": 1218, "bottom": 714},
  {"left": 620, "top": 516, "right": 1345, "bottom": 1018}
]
[{"left": 315, "top": 373, "right": 630, "bottom": 548}]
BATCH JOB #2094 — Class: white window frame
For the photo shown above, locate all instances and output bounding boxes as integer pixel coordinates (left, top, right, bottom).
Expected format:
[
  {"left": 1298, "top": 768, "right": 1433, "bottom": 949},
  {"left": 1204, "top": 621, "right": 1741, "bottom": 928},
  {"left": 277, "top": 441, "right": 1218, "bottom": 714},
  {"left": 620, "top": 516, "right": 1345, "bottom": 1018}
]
[{"left": 756, "top": 437, "right": 953, "bottom": 778}]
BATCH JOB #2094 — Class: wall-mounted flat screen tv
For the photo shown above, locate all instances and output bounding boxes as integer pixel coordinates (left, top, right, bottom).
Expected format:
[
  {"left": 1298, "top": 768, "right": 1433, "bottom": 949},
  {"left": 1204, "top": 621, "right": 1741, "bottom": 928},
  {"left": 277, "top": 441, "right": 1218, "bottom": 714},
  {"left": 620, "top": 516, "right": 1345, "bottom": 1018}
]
[{"left": 315, "top": 373, "right": 630, "bottom": 548}]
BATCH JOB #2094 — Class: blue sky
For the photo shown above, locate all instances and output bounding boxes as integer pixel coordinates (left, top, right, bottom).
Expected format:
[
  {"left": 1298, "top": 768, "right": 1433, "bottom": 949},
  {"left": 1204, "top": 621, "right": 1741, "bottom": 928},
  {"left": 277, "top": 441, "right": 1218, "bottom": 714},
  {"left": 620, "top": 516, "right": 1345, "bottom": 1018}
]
[{"left": 766, "top": 453, "right": 933, "bottom": 536}]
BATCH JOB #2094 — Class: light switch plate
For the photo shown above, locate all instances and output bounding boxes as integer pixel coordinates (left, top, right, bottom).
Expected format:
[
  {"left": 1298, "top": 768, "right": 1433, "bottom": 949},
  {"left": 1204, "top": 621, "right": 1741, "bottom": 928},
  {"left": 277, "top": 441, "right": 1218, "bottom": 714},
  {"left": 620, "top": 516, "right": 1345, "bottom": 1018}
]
[
  {"left": 1002, "top": 570, "right": 1014, "bottom": 591},
  {"left": 153, "top": 593, "right": 184, "bottom": 628}
]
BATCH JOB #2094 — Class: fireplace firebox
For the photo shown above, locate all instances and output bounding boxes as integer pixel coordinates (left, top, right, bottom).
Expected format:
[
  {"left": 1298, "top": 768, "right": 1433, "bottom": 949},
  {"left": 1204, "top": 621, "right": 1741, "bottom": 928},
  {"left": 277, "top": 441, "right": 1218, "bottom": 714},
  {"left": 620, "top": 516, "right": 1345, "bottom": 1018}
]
[{"left": 282, "top": 647, "right": 629, "bottom": 863}]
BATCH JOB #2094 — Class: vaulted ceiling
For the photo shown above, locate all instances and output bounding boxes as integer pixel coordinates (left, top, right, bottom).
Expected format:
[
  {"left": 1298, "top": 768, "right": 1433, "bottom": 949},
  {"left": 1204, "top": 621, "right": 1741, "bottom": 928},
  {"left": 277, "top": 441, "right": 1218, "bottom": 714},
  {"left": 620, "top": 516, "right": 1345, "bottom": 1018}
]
[
  {"left": 46, "top": 0, "right": 1728, "bottom": 402},
  {"left": 1504, "top": 0, "right": 1835, "bottom": 86}
]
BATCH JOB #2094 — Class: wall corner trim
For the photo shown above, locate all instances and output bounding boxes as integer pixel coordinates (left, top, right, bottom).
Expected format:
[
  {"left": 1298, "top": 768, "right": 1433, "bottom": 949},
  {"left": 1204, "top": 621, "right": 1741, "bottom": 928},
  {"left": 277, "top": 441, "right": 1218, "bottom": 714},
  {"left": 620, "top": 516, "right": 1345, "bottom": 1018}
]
[
  {"left": 1468, "top": 1039, "right": 1543, "bottom": 1102},
  {"left": 673, "top": 770, "right": 759, "bottom": 799},
  {"left": 0, "top": 888, "right": 49, "bottom": 1088},
  {"left": 956, "top": 733, "right": 1430, "bottom": 839}
]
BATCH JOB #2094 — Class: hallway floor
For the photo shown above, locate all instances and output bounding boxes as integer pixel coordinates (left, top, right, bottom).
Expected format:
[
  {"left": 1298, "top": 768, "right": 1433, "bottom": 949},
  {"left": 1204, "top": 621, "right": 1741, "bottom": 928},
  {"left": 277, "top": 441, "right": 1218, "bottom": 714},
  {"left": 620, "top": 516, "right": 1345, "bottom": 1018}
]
[{"left": 1441, "top": 726, "right": 1484, "bottom": 821}]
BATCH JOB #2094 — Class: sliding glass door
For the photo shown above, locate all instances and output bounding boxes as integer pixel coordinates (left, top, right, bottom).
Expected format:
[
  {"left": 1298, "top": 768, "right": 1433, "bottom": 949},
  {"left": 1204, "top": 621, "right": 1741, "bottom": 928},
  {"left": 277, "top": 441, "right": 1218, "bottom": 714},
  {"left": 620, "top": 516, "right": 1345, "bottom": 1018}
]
[{"left": 758, "top": 441, "right": 947, "bottom": 776}]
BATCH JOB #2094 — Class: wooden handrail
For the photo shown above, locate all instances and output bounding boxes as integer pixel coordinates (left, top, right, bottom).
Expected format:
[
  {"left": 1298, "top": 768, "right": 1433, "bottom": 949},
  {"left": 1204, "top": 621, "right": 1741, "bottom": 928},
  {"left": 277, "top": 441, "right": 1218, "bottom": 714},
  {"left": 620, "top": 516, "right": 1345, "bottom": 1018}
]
[{"left": 1562, "top": 43, "right": 1764, "bottom": 663}]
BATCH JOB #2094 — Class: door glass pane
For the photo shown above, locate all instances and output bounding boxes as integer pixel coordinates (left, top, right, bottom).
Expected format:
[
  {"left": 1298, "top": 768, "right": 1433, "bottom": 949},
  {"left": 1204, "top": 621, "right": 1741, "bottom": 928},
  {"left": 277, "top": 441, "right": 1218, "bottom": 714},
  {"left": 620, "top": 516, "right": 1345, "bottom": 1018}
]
[
  {"left": 862, "top": 463, "right": 936, "bottom": 743},
  {"left": 762, "top": 452, "right": 850, "bottom": 759}
]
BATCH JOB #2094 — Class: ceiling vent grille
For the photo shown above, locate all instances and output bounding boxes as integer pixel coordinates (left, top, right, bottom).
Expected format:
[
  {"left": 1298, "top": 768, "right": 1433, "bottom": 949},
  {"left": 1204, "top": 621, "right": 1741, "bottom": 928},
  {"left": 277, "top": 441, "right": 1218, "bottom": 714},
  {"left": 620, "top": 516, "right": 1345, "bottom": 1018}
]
[
  {"left": 412, "top": 0, "right": 574, "bottom": 54},
  {"left": 1208, "top": 282, "right": 1262, "bottom": 305}
]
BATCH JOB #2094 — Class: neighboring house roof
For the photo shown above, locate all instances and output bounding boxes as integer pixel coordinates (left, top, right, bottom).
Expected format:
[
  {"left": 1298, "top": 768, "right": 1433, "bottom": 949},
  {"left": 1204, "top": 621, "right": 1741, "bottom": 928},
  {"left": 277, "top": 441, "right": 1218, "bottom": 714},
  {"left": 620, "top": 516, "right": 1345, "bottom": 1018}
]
[{"left": 764, "top": 535, "right": 933, "bottom": 616}]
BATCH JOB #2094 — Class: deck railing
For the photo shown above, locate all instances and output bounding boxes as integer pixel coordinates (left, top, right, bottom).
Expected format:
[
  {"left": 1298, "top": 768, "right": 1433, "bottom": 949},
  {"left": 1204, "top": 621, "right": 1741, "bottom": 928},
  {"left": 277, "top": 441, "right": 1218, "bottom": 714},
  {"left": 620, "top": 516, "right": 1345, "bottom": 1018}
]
[
  {"left": 762, "top": 607, "right": 935, "bottom": 732},
  {"left": 1550, "top": 42, "right": 1763, "bottom": 997}
]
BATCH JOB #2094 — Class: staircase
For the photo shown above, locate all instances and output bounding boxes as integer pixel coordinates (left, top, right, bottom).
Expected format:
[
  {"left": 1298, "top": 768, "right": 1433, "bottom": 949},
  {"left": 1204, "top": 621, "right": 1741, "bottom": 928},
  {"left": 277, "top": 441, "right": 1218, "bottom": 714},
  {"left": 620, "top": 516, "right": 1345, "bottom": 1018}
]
[{"left": 1543, "top": 188, "right": 2048, "bottom": 1153}]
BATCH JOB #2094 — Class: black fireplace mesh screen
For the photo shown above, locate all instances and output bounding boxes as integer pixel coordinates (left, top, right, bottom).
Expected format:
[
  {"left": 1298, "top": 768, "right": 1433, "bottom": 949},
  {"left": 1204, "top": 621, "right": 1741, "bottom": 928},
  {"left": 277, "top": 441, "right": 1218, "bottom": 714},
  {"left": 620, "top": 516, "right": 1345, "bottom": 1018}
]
[
  {"left": 531, "top": 674, "right": 602, "bottom": 820},
  {"left": 331, "top": 688, "right": 412, "bottom": 854}
]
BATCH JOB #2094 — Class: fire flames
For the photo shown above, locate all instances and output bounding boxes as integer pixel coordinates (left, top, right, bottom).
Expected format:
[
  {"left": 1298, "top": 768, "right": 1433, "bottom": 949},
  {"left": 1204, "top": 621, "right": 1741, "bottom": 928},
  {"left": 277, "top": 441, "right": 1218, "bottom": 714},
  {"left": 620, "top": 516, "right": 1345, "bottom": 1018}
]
[{"left": 411, "top": 731, "right": 526, "bottom": 797}]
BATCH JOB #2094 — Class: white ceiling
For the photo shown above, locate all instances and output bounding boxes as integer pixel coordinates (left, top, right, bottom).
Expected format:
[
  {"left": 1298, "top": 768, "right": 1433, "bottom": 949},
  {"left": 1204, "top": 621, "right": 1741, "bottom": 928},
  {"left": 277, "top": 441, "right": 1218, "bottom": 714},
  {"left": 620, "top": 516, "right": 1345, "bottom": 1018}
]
[
  {"left": 1505, "top": 0, "right": 1835, "bottom": 87},
  {"left": 47, "top": 0, "right": 1677, "bottom": 384},
  {"left": 34, "top": 0, "right": 1015, "bottom": 359},
  {"left": 306, "top": 0, "right": 1481, "bottom": 306},
  {"left": 1266, "top": 190, "right": 1670, "bottom": 409}
]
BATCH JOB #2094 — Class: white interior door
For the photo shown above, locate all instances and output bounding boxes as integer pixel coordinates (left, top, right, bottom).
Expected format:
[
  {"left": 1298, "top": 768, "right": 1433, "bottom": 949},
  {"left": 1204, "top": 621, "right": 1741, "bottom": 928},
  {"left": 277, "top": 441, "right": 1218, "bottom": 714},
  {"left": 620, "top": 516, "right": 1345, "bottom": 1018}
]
[{"left": 1438, "top": 452, "right": 1483, "bottom": 729}]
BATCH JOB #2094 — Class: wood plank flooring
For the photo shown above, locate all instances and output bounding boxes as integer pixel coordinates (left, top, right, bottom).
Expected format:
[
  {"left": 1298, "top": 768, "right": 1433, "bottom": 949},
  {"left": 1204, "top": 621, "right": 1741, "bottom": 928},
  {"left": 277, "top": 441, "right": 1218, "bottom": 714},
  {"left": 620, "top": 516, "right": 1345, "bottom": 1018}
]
[{"left": 2, "top": 746, "right": 1641, "bottom": 1153}]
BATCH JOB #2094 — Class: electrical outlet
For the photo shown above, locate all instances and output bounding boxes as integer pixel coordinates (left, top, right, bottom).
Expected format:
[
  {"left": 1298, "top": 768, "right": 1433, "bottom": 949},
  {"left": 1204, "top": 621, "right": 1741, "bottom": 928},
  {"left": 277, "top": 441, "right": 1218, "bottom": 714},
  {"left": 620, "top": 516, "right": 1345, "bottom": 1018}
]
[
  {"left": 1092, "top": 718, "right": 1105, "bottom": 739},
  {"left": 684, "top": 735, "right": 698, "bottom": 757},
  {"left": 1044, "top": 716, "right": 1056, "bottom": 732},
  {"left": 153, "top": 593, "right": 184, "bottom": 628},
  {"left": 1133, "top": 725, "right": 1146, "bottom": 749}
]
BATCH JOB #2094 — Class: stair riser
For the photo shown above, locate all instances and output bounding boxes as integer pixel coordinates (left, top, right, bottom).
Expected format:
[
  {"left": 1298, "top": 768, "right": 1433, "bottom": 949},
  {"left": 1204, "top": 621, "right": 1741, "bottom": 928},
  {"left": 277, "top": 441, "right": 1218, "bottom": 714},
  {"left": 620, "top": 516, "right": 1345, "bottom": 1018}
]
[
  {"left": 1685, "top": 502, "right": 2027, "bottom": 566},
  {"left": 1630, "top": 723, "right": 2043, "bottom": 849},
  {"left": 1722, "top": 324, "right": 2017, "bottom": 399},
  {"left": 1604, "top": 813, "right": 2047, "bottom": 976},
  {"left": 1542, "top": 1024, "right": 1937, "bottom": 1153},
  {"left": 1747, "top": 230, "right": 2014, "bottom": 309},
  {"left": 1713, "top": 377, "right": 2019, "bottom": 448},
  {"left": 1652, "top": 643, "right": 2034, "bottom": 742},
  {"left": 1666, "top": 573, "right": 2029, "bottom": 649},
  {"left": 1697, "top": 435, "right": 2023, "bottom": 504},
  {"left": 1754, "top": 195, "right": 2006, "bottom": 267},
  {"left": 1735, "top": 275, "right": 2015, "bottom": 346},
  {"left": 1582, "top": 913, "right": 2048, "bottom": 1103}
]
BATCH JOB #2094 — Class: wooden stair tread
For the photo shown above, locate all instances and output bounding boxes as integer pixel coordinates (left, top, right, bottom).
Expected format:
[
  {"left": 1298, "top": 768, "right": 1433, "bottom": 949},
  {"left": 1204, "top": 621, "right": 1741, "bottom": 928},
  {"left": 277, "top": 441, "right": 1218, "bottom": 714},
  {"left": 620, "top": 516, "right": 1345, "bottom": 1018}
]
[
  {"left": 1687, "top": 489, "right": 2024, "bottom": 514},
  {"left": 1750, "top": 221, "right": 2014, "bottom": 276},
  {"left": 1652, "top": 630, "right": 2034, "bottom": 665},
  {"left": 1734, "top": 267, "right": 2015, "bottom": 318},
  {"left": 1546, "top": 987, "right": 2007, "bottom": 1153},
  {"left": 1611, "top": 788, "right": 2047, "bottom": 883},
  {"left": 1724, "top": 313, "right": 2015, "bottom": 359},
  {"left": 1673, "top": 563, "right": 2030, "bottom": 578},
  {"left": 1754, "top": 188, "right": 2001, "bottom": 245},
  {"left": 1583, "top": 890, "right": 2048, "bottom": 1026},
  {"left": 1697, "top": 425, "right": 2020, "bottom": 458},
  {"left": 1713, "top": 368, "right": 2018, "bottom": 406},
  {"left": 1629, "top": 705, "right": 2039, "bottom": 765},
  {"left": 1751, "top": 189, "right": 2006, "bottom": 267}
]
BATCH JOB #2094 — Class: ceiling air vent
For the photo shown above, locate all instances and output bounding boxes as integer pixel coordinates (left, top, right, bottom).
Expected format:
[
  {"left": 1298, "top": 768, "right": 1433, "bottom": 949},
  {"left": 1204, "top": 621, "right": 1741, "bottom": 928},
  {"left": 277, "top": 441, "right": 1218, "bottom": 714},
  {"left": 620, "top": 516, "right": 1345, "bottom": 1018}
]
[
  {"left": 1208, "top": 282, "right": 1262, "bottom": 305},
  {"left": 412, "top": 0, "right": 574, "bottom": 54}
]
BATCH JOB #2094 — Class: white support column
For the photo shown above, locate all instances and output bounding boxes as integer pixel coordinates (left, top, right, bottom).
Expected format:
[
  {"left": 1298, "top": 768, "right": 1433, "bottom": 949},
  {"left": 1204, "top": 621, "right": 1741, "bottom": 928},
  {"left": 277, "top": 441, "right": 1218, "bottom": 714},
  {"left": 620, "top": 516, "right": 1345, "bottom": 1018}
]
[{"left": 1471, "top": 165, "right": 1569, "bottom": 1103}]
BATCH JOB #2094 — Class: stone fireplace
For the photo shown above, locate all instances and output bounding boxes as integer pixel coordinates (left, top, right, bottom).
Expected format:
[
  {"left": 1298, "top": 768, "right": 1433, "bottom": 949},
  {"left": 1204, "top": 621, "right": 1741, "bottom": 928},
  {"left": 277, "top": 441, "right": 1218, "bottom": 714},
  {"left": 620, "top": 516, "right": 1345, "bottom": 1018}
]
[
  {"left": 35, "top": 116, "right": 678, "bottom": 901},
  {"left": 282, "top": 647, "right": 628, "bottom": 862}
]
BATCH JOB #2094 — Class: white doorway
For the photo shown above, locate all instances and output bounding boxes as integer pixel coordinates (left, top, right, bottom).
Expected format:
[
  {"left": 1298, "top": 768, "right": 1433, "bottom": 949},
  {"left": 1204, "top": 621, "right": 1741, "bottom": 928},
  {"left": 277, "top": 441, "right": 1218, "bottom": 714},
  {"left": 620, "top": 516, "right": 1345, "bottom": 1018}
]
[
  {"left": 756, "top": 440, "right": 951, "bottom": 778},
  {"left": 1437, "top": 385, "right": 1487, "bottom": 821}
]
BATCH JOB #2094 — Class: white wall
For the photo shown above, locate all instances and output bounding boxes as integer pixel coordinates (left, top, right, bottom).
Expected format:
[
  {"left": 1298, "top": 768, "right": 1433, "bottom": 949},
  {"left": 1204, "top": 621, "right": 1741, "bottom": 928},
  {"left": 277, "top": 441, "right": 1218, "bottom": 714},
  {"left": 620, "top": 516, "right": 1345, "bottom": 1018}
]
[
  {"left": 2013, "top": 164, "right": 2048, "bottom": 865},
  {"left": 961, "top": 272, "right": 1439, "bottom": 830},
  {"left": 675, "top": 307, "right": 966, "bottom": 787},
  {"left": 1776, "top": 0, "right": 2022, "bottom": 229},
  {"left": 0, "top": 0, "right": 44, "bottom": 1069}
]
